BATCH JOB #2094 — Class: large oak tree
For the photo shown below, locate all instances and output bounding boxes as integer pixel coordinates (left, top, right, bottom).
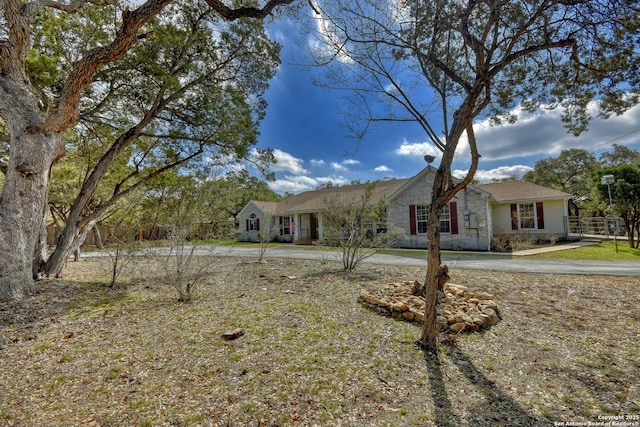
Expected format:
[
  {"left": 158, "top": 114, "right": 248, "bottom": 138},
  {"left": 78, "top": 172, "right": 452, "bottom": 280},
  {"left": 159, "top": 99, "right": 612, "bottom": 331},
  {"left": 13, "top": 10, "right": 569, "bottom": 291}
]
[
  {"left": 308, "top": 0, "right": 640, "bottom": 351},
  {"left": 0, "top": 0, "right": 293, "bottom": 301}
]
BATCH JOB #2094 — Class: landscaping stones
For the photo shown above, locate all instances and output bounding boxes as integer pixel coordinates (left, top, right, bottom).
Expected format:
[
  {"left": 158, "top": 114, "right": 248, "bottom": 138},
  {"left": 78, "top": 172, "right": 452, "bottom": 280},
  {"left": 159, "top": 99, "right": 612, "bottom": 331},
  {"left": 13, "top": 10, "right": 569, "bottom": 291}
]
[{"left": 359, "top": 281, "right": 502, "bottom": 333}]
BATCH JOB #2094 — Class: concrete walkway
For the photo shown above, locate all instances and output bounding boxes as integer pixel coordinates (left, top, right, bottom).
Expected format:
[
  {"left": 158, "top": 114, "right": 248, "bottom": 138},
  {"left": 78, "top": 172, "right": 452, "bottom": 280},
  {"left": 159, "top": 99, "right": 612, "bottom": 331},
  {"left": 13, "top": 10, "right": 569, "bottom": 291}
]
[{"left": 511, "top": 239, "right": 600, "bottom": 256}]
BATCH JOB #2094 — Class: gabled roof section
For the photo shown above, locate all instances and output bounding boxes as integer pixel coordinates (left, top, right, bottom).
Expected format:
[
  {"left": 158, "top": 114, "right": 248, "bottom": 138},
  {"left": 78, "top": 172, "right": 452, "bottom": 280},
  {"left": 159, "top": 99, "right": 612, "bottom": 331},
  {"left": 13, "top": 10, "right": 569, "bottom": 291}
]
[
  {"left": 477, "top": 181, "right": 572, "bottom": 203},
  {"left": 237, "top": 200, "right": 279, "bottom": 218},
  {"left": 386, "top": 165, "right": 493, "bottom": 202},
  {"left": 386, "top": 165, "right": 435, "bottom": 203},
  {"left": 264, "top": 179, "right": 409, "bottom": 215},
  {"left": 252, "top": 200, "right": 279, "bottom": 213}
]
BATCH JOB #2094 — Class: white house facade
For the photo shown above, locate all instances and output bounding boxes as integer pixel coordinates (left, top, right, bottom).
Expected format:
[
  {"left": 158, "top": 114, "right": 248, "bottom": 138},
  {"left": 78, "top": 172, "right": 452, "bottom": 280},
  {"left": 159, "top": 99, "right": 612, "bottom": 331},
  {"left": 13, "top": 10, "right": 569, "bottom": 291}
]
[{"left": 237, "top": 166, "right": 572, "bottom": 251}]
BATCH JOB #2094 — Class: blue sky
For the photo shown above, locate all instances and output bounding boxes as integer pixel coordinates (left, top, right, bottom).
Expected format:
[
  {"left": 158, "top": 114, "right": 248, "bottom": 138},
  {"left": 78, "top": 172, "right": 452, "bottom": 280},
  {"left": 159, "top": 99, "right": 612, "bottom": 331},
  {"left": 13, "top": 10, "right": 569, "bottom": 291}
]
[{"left": 250, "top": 18, "right": 640, "bottom": 195}]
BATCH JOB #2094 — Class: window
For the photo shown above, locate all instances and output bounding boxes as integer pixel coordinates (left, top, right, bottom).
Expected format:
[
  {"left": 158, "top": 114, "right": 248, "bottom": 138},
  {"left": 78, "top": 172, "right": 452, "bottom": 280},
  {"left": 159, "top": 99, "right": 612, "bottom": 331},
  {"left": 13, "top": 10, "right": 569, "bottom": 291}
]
[
  {"left": 247, "top": 214, "right": 259, "bottom": 231},
  {"left": 511, "top": 202, "right": 544, "bottom": 230},
  {"left": 440, "top": 204, "right": 451, "bottom": 233},
  {"left": 280, "top": 216, "right": 291, "bottom": 235},
  {"left": 416, "top": 205, "right": 428, "bottom": 233},
  {"left": 519, "top": 203, "right": 535, "bottom": 229},
  {"left": 411, "top": 204, "right": 455, "bottom": 235}
]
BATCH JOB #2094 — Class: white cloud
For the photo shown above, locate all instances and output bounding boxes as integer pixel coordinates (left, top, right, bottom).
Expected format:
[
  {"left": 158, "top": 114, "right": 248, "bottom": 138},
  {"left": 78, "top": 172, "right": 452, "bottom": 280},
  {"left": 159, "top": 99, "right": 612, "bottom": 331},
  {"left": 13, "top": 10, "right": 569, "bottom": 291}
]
[
  {"left": 269, "top": 178, "right": 314, "bottom": 194},
  {"left": 395, "top": 139, "right": 441, "bottom": 159},
  {"left": 269, "top": 149, "right": 309, "bottom": 175},
  {"left": 330, "top": 158, "right": 360, "bottom": 171},
  {"left": 458, "top": 102, "right": 640, "bottom": 162},
  {"left": 330, "top": 162, "right": 347, "bottom": 171},
  {"left": 269, "top": 174, "right": 349, "bottom": 194},
  {"left": 453, "top": 165, "right": 533, "bottom": 183},
  {"left": 373, "top": 165, "right": 392, "bottom": 173},
  {"left": 307, "top": 1, "right": 353, "bottom": 64},
  {"left": 310, "top": 159, "right": 325, "bottom": 167},
  {"left": 342, "top": 159, "right": 360, "bottom": 165}
]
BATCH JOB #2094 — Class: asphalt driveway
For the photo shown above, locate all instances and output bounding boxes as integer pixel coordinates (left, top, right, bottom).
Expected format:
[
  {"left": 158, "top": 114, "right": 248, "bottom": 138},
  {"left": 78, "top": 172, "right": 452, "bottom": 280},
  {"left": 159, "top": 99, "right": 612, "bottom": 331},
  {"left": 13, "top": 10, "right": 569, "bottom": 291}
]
[{"left": 187, "top": 245, "right": 639, "bottom": 277}]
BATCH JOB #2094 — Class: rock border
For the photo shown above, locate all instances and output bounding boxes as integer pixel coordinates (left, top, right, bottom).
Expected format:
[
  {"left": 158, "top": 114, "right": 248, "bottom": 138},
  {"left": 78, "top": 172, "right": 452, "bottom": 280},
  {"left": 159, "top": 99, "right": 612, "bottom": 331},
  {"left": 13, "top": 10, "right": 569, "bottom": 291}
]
[{"left": 359, "top": 281, "right": 502, "bottom": 333}]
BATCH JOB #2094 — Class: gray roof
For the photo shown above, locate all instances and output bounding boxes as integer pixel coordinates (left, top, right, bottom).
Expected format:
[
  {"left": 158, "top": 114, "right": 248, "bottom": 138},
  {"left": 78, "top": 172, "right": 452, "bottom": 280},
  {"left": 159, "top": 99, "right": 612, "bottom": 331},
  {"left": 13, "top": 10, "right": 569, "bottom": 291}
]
[
  {"left": 477, "top": 181, "right": 572, "bottom": 203},
  {"left": 270, "top": 179, "right": 409, "bottom": 214}
]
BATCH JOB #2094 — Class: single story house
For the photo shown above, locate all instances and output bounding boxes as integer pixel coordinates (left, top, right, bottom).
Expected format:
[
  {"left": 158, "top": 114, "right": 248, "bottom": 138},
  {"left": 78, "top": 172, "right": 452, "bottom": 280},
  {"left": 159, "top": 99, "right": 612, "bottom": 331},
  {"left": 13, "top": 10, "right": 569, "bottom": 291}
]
[{"left": 237, "top": 166, "right": 572, "bottom": 250}]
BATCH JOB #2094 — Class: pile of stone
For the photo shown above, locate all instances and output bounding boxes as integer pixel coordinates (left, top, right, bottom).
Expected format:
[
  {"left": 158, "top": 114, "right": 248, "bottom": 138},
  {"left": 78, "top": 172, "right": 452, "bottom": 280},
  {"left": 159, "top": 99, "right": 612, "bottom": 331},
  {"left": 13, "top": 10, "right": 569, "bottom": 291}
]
[{"left": 359, "top": 281, "right": 502, "bottom": 333}]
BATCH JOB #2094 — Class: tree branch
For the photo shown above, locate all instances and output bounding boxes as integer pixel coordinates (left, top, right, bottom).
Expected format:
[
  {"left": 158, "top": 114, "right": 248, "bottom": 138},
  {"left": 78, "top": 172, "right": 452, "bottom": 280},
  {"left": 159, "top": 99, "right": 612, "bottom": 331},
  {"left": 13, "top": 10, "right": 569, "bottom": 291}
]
[
  {"left": 203, "top": 0, "right": 295, "bottom": 21},
  {"left": 41, "top": 0, "right": 108, "bottom": 13},
  {"left": 43, "top": 0, "right": 173, "bottom": 133}
]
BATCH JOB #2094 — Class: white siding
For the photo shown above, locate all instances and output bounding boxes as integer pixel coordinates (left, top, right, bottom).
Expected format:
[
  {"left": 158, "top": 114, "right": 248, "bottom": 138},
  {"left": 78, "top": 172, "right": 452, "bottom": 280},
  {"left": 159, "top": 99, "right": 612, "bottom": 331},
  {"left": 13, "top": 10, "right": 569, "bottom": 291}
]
[{"left": 491, "top": 200, "right": 568, "bottom": 241}]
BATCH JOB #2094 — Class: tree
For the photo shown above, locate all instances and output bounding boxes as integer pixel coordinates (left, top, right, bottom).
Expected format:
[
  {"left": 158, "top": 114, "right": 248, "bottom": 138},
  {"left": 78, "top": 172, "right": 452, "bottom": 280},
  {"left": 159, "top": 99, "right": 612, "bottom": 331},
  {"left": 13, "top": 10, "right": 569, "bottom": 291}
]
[
  {"left": 593, "top": 165, "right": 640, "bottom": 248},
  {"left": 257, "top": 210, "right": 275, "bottom": 263},
  {"left": 599, "top": 143, "right": 640, "bottom": 167},
  {"left": 322, "top": 183, "right": 404, "bottom": 271},
  {"left": 226, "top": 169, "right": 282, "bottom": 214},
  {"left": 160, "top": 181, "right": 219, "bottom": 302},
  {"left": 0, "top": 0, "right": 293, "bottom": 301},
  {"left": 523, "top": 149, "right": 599, "bottom": 215},
  {"left": 308, "top": 0, "right": 640, "bottom": 351},
  {"left": 38, "top": 0, "right": 281, "bottom": 278}
]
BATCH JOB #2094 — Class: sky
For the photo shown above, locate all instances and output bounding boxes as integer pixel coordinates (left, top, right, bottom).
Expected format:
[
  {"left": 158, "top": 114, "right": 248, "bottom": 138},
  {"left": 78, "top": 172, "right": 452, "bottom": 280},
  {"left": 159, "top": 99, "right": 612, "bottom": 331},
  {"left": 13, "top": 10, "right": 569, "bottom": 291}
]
[{"left": 249, "top": 18, "right": 640, "bottom": 195}]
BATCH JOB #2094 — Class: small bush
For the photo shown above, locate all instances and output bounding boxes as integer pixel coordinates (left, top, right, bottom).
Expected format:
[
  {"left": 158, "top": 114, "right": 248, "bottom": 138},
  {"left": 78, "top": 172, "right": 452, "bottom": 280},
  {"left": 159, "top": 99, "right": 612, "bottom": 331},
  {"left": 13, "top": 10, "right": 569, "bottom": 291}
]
[{"left": 491, "top": 233, "right": 511, "bottom": 252}]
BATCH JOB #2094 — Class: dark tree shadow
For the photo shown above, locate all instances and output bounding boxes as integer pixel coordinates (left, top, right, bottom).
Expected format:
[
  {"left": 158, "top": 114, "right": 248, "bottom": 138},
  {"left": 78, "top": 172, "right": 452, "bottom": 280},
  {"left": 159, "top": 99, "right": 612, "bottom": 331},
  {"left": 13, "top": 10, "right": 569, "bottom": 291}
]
[
  {"left": 0, "top": 281, "right": 129, "bottom": 347},
  {"left": 425, "top": 351, "right": 459, "bottom": 427},
  {"left": 425, "top": 344, "right": 556, "bottom": 426}
]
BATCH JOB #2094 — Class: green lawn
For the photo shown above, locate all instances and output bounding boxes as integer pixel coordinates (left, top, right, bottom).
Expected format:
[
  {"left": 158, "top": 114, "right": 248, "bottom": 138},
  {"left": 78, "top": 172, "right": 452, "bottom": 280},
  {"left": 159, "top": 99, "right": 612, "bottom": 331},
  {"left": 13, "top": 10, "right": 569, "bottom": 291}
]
[
  {"left": 530, "top": 239, "right": 640, "bottom": 261},
  {"left": 189, "top": 238, "right": 640, "bottom": 261}
]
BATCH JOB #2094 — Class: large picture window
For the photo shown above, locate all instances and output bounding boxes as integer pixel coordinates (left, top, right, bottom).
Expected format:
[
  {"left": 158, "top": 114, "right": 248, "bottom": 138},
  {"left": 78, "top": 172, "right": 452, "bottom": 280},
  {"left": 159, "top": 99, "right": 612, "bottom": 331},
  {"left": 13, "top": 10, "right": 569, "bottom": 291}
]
[
  {"left": 510, "top": 202, "right": 544, "bottom": 230},
  {"left": 412, "top": 204, "right": 453, "bottom": 234},
  {"left": 519, "top": 203, "right": 535, "bottom": 229}
]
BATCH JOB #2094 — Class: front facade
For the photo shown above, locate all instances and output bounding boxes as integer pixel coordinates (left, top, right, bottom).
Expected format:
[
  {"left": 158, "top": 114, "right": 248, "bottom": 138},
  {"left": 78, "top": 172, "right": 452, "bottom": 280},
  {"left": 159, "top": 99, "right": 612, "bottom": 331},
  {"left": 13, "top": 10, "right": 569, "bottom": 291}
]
[
  {"left": 237, "top": 167, "right": 572, "bottom": 251},
  {"left": 386, "top": 168, "right": 494, "bottom": 250},
  {"left": 478, "top": 181, "right": 572, "bottom": 243}
]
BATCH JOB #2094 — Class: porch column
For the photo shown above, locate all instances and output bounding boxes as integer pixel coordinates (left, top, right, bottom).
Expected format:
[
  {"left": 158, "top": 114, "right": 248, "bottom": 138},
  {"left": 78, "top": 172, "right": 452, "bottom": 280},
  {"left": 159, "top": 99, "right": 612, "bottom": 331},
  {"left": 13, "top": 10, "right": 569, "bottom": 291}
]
[{"left": 317, "top": 213, "right": 324, "bottom": 241}]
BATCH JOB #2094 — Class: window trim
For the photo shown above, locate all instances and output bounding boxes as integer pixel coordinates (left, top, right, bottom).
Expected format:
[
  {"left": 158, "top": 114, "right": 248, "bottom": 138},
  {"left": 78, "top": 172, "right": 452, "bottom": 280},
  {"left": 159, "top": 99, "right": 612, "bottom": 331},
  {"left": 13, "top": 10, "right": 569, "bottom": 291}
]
[
  {"left": 248, "top": 214, "right": 260, "bottom": 232},
  {"left": 410, "top": 203, "right": 455, "bottom": 235},
  {"left": 510, "top": 202, "right": 545, "bottom": 230}
]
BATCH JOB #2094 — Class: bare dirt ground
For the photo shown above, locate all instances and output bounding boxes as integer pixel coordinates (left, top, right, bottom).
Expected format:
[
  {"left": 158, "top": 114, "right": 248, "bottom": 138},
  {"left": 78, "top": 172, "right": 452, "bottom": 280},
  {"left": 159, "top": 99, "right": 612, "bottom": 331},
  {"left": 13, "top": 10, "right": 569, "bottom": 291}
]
[{"left": 1, "top": 255, "right": 639, "bottom": 426}]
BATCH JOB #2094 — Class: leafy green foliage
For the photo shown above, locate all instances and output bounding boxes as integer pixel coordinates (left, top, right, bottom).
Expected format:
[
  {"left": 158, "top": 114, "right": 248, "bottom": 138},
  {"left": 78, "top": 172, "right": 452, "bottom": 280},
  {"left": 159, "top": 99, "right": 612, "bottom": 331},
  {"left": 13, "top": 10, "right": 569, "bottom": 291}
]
[
  {"left": 523, "top": 149, "right": 599, "bottom": 213},
  {"left": 31, "top": 0, "right": 282, "bottom": 275},
  {"left": 593, "top": 164, "right": 640, "bottom": 248},
  {"left": 599, "top": 143, "right": 640, "bottom": 167},
  {"left": 522, "top": 145, "right": 640, "bottom": 218}
]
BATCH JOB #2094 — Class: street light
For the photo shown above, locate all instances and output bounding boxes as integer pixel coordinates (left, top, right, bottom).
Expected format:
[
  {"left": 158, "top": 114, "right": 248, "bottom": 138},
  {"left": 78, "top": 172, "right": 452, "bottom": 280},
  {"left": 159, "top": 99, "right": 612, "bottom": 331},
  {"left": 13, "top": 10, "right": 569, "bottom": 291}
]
[{"left": 601, "top": 174, "right": 618, "bottom": 253}]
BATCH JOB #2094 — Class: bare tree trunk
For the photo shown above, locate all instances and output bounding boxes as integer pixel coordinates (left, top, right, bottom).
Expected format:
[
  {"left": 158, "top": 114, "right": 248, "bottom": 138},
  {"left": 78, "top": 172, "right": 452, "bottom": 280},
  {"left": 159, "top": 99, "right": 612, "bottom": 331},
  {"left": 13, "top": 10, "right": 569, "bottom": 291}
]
[
  {"left": 32, "top": 217, "right": 49, "bottom": 279},
  {"left": 0, "top": 130, "right": 63, "bottom": 301},
  {"left": 44, "top": 217, "right": 97, "bottom": 278},
  {"left": 417, "top": 118, "right": 480, "bottom": 353},
  {"left": 418, "top": 205, "right": 443, "bottom": 352},
  {"left": 92, "top": 225, "right": 104, "bottom": 250}
]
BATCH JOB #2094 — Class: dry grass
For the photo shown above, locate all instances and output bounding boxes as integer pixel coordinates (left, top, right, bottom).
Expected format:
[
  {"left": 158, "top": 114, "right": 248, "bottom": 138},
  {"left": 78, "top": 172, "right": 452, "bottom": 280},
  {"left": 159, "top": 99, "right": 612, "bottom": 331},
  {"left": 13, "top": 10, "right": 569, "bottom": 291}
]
[{"left": 1, "top": 255, "right": 638, "bottom": 426}]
